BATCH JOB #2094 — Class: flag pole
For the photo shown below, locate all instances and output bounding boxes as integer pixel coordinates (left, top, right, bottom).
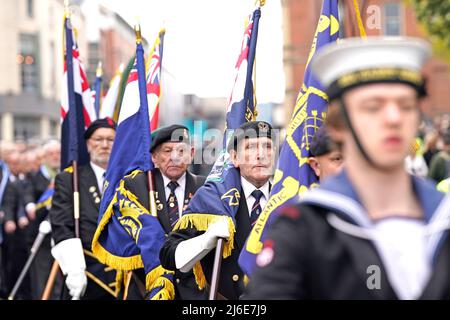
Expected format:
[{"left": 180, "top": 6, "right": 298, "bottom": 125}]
[
  {"left": 73, "top": 160, "right": 81, "bottom": 238},
  {"left": 41, "top": 260, "right": 61, "bottom": 300},
  {"left": 134, "top": 23, "right": 158, "bottom": 218},
  {"left": 208, "top": 238, "right": 225, "bottom": 300}
]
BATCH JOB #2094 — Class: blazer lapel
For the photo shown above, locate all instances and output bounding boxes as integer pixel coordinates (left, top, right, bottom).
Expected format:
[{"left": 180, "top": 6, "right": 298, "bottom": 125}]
[
  {"left": 154, "top": 169, "right": 171, "bottom": 233},
  {"left": 83, "top": 165, "right": 101, "bottom": 212},
  {"left": 234, "top": 189, "right": 252, "bottom": 253},
  {"left": 183, "top": 171, "right": 197, "bottom": 211}
]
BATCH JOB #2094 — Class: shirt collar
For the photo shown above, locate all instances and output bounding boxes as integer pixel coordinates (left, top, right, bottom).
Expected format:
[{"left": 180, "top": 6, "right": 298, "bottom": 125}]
[
  {"left": 240, "top": 176, "right": 270, "bottom": 200},
  {"left": 90, "top": 161, "right": 106, "bottom": 184},
  {"left": 162, "top": 172, "right": 186, "bottom": 189}
]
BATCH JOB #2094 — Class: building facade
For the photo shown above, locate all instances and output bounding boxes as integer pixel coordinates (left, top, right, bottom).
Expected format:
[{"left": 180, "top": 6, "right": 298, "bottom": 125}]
[
  {"left": 282, "top": 0, "right": 450, "bottom": 121},
  {"left": 0, "top": 0, "right": 88, "bottom": 142}
]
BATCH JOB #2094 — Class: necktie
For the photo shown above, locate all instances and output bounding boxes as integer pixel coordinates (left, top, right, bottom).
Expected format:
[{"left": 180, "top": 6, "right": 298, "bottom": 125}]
[
  {"left": 250, "top": 190, "right": 264, "bottom": 226},
  {"left": 167, "top": 181, "right": 180, "bottom": 228}
]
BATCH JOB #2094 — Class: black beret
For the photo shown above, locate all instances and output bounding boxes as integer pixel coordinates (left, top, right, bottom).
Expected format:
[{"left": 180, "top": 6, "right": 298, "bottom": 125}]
[
  {"left": 150, "top": 124, "right": 190, "bottom": 152},
  {"left": 227, "top": 121, "right": 273, "bottom": 152},
  {"left": 310, "top": 126, "right": 338, "bottom": 157},
  {"left": 84, "top": 117, "right": 117, "bottom": 140}
]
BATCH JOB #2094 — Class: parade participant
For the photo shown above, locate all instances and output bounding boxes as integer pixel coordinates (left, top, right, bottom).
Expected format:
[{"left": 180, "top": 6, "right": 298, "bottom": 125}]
[
  {"left": 24, "top": 140, "right": 61, "bottom": 299},
  {"left": 308, "top": 125, "right": 343, "bottom": 182},
  {"left": 245, "top": 37, "right": 450, "bottom": 300},
  {"left": 428, "top": 128, "right": 450, "bottom": 183},
  {"left": 50, "top": 118, "right": 118, "bottom": 300},
  {"left": 160, "top": 121, "right": 276, "bottom": 300},
  {"left": 122, "top": 124, "right": 206, "bottom": 300}
]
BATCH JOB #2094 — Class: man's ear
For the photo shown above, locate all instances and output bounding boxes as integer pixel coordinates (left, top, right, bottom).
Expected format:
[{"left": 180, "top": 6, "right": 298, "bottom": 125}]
[
  {"left": 308, "top": 157, "right": 321, "bottom": 178},
  {"left": 151, "top": 153, "right": 158, "bottom": 168},
  {"left": 230, "top": 149, "right": 239, "bottom": 168}
]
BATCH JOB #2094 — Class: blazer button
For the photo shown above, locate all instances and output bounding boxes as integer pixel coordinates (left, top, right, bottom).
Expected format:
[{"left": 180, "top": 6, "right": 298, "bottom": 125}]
[
  {"left": 232, "top": 274, "right": 239, "bottom": 282},
  {"left": 176, "top": 278, "right": 180, "bottom": 284}
]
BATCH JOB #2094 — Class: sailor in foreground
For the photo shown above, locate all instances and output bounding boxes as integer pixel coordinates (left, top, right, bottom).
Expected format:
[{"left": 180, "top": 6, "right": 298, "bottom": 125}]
[
  {"left": 50, "top": 118, "right": 118, "bottom": 300},
  {"left": 245, "top": 37, "right": 450, "bottom": 300}
]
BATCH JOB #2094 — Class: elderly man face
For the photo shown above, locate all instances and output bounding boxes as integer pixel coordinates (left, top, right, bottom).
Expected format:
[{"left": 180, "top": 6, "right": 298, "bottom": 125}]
[
  {"left": 230, "top": 136, "right": 275, "bottom": 188},
  {"left": 152, "top": 141, "right": 194, "bottom": 181},
  {"left": 86, "top": 128, "right": 116, "bottom": 169},
  {"left": 43, "top": 141, "right": 61, "bottom": 170}
]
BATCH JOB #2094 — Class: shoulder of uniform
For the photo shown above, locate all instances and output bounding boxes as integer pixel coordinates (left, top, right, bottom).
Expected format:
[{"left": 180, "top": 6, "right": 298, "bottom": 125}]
[
  {"left": 123, "top": 170, "right": 148, "bottom": 188},
  {"left": 277, "top": 202, "right": 324, "bottom": 222}
]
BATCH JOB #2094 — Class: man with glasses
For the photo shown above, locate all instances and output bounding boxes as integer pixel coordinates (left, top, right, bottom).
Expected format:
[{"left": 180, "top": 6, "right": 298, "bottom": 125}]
[{"left": 50, "top": 118, "right": 118, "bottom": 300}]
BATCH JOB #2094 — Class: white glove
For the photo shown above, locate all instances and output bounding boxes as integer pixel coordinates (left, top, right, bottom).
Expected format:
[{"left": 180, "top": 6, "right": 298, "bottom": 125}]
[
  {"left": 66, "top": 271, "right": 87, "bottom": 299},
  {"left": 202, "top": 217, "right": 230, "bottom": 250},
  {"left": 175, "top": 217, "right": 230, "bottom": 273},
  {"left": 51, "top": 238, "right": 87, "bottom": 299}
]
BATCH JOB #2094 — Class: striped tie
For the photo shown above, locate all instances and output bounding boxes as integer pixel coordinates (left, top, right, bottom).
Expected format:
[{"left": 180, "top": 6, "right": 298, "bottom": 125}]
[
  {"left": 250, "top": 190, "right": 264, "bottom": 226},
  {"left": 167, "top": 181, "right": 180, "bottom": 228}
]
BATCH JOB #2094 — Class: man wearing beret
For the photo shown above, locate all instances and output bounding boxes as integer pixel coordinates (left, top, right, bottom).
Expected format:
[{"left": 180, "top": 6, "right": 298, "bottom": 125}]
[
  {"left": 122, "top": 124, "right": 206, "bottom": 300},
  {"left": 50, "top": 118, "right": 118, "bottom": 300},
  {"left": 160, "top": 120, "right": 276, "bottom": 300},
  {"left": 245, "top": 37, "right": 450, "bottom": 300},
  {"left": 308, "top": 125, "right": 343, "bottom": 182}
]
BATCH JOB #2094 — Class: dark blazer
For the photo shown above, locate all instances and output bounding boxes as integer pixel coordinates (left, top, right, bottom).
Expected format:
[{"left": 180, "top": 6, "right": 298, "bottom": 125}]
[
  {"left": 123, "top": 168, "right": 206, "bottom": 300},
  {"left": 26, "top": 170, "right": 52, "bottom": 247},
  {"left": 50, "top": 164, "right": 116, "bottom": 300},
  {"left": 160, "top": 187, "right": 266, "bottom": 300},
  {"left": 2, "top": 176, "right": 35, "bottom": 223}
]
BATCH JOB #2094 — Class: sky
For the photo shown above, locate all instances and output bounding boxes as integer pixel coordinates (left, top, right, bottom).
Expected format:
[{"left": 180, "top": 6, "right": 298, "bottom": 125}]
[{"left": 97, "top": 0, "right": 285, "bottom": 103}]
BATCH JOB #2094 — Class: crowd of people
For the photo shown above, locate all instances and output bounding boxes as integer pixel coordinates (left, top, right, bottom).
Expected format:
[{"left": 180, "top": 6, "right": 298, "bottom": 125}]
[{"left": 0, "top": 36, "right": 449, "bottom": 301}]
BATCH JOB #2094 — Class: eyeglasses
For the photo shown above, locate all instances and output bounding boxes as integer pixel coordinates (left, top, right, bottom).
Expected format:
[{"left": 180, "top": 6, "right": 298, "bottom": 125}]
[{"left": 90, "top": 137, "right": 114, "bottom": 145}]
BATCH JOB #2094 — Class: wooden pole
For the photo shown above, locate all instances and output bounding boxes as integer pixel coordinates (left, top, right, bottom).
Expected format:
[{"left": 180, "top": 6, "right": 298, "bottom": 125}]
[
  {"left": 208, "top": 238, "right": 224, "bottom": 300},
  {"left": 41, "top": 260, "right": 61, "bottom": 300}
]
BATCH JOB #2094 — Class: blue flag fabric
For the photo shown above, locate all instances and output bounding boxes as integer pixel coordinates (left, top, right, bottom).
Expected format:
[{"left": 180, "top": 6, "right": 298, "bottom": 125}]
[
  {"left": 92, "top": 39, "right": 174, "bottom": 300},
  {"left": 172, "top": 8, "right": 261, "bottom": 290},
  {"left": 239, "top": 0, "right": 339, "bottom": 277},
  {"left": 35, "top": 183, "right": 55, "bottom": 211},
  {"left": 93, "top": 72, "right": 103, "bottom": 119},
  {"left": 60, "top": 15, "right": 96, "bottom": 170}
]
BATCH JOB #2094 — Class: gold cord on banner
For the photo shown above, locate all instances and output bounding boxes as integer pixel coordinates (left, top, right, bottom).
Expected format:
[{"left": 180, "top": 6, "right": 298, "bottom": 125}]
[{"left": 353, "top": 0, "right": 367, "bottom": 38}]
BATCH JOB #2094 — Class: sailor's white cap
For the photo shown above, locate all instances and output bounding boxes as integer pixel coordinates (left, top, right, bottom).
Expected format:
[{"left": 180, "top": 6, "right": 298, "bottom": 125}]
[{"left": 311, "top": 37, "right": 432, "bottom": 100}]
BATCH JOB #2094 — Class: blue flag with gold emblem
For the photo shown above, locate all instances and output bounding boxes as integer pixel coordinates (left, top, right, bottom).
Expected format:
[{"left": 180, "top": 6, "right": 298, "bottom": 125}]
[
  {"left": 172, "top": 8, "right": 261, "bottom": 290},
  {"left": 91, "top": 33, "right": 174, "bottom": 300},
  {"left": 239, "top": 0, "right": 339, "bottom": 277}
]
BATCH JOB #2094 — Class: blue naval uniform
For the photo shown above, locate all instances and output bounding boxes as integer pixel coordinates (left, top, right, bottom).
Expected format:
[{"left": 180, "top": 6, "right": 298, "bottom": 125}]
[{"left": 244, "top": 171, "right": 450, "bottom": 299}]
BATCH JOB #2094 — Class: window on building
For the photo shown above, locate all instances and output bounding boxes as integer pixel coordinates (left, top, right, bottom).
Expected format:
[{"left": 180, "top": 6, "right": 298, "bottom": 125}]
[
  {"left": 14, "top": 116, "right": 40, "bottom": 141},
  {"left": 384, "top": 2, "right": 402, "bottom": 35},
  {"left": 27, "top": 0, "right": 34, "bottom": 18},
  {"left": 19, "top": 34, "right": 39, "bottom": 93}
]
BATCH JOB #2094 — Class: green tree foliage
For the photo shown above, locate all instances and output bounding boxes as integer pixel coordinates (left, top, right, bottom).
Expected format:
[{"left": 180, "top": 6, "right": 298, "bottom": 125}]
[{"left": 408, "top": 0, "right": 450, "bottom": 63}]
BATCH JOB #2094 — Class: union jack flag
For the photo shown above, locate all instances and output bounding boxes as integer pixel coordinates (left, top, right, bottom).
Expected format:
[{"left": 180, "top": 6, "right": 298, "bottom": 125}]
[
  {"left": 60, "top": 14, "right": 96, "bottom": 169},
  {"left": 146, "top": 29, "right": 165, "bottom": 132}
]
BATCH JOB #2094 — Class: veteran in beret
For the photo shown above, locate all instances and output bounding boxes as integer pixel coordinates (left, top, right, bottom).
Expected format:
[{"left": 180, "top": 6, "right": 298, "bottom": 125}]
[
  {"left": 160, "top": 120, "right": 277, "bottom": 300},
  {"left": 245, "top": 37, "right": 450, "bottom": 300},
  {"left": 122, "top": 124, "right": 207, "bottom": 300},
  {"left": 50, "top": 118, "right": 118, "bottom": 300}
]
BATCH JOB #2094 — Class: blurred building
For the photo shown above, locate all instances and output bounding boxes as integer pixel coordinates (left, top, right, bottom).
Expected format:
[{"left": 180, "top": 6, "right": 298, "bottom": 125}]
[
  {"left": 0, "top": 0, "right": 88, "bottom": 142},
  {"left": 282, "top": 0, "right": 450, "bottom": 120},
  {"left": 80, "top": 0, "right": 141, "bottom": 86}
]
